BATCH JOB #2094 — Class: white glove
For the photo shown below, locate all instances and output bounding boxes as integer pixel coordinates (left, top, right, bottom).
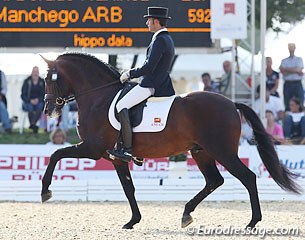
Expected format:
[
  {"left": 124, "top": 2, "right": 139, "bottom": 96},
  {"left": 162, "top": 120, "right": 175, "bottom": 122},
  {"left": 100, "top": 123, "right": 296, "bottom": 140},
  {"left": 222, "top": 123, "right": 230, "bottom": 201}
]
[{"left": 120, "top": 70, "right": 130, "bottom": 83}]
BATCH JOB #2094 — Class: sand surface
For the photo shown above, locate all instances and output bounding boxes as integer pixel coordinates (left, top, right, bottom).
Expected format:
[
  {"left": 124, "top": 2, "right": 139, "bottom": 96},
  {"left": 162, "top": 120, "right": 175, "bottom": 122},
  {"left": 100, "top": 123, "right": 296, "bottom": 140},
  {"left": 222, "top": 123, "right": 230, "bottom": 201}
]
[{"left": 0, "top": 201, "right": 304, "bottom": 240}]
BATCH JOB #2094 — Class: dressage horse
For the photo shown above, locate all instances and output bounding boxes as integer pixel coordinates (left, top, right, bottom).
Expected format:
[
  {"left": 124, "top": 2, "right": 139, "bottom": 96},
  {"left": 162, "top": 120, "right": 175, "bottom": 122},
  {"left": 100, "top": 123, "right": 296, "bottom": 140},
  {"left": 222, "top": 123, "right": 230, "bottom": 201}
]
[{"left": 41, "top": 53, "right": 301, "bottom": 229}]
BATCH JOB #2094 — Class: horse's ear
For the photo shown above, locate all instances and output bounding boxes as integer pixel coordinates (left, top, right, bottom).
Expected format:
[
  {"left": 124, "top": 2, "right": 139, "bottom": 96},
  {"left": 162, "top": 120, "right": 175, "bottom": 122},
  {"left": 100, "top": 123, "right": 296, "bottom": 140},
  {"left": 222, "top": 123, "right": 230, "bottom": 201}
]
[{"left": 39, "top": 54, "right": 54, "bottom": 68}]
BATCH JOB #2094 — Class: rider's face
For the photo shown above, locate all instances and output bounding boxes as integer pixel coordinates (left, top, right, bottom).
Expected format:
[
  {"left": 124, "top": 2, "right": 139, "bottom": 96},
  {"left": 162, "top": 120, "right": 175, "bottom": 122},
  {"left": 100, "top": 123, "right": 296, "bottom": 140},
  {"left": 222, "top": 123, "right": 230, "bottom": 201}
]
[{"left": 146, "top": 18, "right": 157, "bottom": 32}]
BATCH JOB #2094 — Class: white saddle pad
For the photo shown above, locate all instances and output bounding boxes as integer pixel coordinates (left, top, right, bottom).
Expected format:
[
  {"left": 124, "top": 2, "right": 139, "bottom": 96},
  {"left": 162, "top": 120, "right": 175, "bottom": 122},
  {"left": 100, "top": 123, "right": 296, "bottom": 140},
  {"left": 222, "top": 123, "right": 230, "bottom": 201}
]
[{"left": 108, "top": 90, "right": 176, "bottom": 132}]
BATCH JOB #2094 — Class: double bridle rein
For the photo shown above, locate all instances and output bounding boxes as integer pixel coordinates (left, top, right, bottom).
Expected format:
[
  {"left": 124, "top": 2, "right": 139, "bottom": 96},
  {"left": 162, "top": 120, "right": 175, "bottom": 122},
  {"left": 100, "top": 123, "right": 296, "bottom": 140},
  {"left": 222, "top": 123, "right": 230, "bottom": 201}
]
[{"left": 44, "top": 68, "right": 121, "bottom": 108}]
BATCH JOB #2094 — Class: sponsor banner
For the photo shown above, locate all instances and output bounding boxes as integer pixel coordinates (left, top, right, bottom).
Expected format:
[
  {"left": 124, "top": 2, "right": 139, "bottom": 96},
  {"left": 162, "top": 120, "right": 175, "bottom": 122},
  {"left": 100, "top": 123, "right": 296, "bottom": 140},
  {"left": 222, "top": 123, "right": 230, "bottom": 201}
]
[
  {"left": 0, "top": 145, "right": 304, "bottom": 180},
  {"left": 253, "top": 146, "right": 305, "bottom": 179},
  {"left": 211, "top": 0, "right": 247, "bottom": 39}
]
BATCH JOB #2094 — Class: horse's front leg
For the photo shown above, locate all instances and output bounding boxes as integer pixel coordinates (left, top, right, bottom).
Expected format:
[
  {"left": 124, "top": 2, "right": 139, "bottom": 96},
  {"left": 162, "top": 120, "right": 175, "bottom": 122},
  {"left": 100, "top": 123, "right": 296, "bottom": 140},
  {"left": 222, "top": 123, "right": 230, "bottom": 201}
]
[
  {"left": 41, "top": 141, "right": 102, "bottom": 202},
  {"left": 113, "top": 162, "right": 141, "bottom": 229}
]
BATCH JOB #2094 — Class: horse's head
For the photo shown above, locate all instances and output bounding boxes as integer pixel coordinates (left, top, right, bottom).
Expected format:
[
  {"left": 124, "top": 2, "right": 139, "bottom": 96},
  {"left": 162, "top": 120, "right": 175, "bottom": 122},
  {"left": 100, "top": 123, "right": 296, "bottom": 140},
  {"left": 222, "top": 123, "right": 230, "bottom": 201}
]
[
  {"left": 41, "top": 55, "right": 72, "bottom": 118},
  {"left": 41, "top": 53, "right": 122, "bottom": 118}
]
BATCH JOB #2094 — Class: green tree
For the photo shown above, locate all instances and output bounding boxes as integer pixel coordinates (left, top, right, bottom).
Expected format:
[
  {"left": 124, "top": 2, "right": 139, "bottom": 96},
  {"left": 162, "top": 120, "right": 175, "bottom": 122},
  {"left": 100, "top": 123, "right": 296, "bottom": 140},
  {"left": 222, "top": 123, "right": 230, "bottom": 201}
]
[
  {"left": 241, "top": 1, "right": 305, "bottom": 52},
  {"left": 255, "top": 0, "right": 305, "bottom": 32}
]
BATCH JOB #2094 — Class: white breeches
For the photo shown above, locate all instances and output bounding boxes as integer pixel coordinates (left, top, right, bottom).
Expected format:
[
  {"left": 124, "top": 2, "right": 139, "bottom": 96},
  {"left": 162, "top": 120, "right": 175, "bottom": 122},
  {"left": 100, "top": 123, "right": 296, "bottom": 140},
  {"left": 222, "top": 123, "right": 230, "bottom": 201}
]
[{"left": 116, "top": 85, "right": 154, "bottom": 112}]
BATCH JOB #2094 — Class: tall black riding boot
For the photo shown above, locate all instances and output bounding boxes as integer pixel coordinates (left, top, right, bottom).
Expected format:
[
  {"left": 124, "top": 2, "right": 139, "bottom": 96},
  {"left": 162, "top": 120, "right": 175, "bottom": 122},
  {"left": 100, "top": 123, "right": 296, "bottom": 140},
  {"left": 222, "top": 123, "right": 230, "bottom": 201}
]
[{"left": 107, "top": 108, "right": 133, "bottom": 162}]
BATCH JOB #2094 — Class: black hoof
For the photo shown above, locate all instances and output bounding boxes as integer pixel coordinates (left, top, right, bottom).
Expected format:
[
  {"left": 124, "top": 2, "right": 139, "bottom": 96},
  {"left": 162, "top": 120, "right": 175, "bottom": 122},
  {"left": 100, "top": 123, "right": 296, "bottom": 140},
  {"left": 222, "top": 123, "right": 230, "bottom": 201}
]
[
  {"left": 181, "top": 214, "right": 193, "bottom": 228},
  {"left": 246, "top": 218, "right": 260, "bottom": 229},
  {"left": 122, "top": 217, "right": 141, "bottom": 229},
  {"left": 41, "top": 190, "right": 52, "bottom": 203},
  {"left": 133, "top": 157, "right": 144, "bottom": 166},
  {"left": 107, "top": 150, "right": 132, "bottom": 163},
  {"left": 122, "top": 223, "right": 133, "bottom": 229}
]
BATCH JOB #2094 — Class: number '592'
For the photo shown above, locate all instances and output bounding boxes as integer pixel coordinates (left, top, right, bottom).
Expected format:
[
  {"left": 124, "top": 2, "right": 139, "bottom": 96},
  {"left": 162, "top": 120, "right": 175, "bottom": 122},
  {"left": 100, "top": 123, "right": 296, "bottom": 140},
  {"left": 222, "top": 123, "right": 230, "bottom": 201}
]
[{"left": 188, "top": 9, "right": 211, "bottom": 23}]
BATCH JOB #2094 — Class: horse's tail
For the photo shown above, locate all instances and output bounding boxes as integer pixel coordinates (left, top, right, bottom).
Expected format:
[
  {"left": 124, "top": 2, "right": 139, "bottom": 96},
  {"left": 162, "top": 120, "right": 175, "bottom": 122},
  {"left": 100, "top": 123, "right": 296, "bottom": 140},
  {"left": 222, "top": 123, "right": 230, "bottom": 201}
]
[{"left": 235, "top": 102, "right": 302, "bottom": 194}]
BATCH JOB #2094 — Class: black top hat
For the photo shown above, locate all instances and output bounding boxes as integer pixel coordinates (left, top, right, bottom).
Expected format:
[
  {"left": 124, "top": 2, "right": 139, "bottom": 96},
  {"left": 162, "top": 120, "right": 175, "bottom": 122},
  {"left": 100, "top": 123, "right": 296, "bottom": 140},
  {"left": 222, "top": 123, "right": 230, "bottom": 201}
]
[{"left": 143, "top": 7, "right": 171, "bottom": 19}]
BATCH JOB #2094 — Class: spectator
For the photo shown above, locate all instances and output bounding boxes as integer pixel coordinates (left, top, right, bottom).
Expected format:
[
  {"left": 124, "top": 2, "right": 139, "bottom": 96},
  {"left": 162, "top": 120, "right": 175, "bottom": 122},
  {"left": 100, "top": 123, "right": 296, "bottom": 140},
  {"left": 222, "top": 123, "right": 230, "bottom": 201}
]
[
  {"left": 0, "top": 69, "right": 12, "bottom": 133},
  {"left": 254, "top": 87, "right": 284, "bottom": 122},
  {"left": 59, "top": 101, "right": 78, "bottom": 131},
  {"left": 283, "top": 97, "right": 305, "bottom": 144},
  {"left": 219, "top": 60, "right": 232, "bottom": 94},
  {"left": 201, "top": 72, "right": 219, "bottom": 93},
  {"left": 0, "top": 101, "right": 12, "bottom": 133},
  {"left": 265, "top": 110, "right": 284, "bottom": 144},
  {"left": 21, "top": 66, "right": 45, "bottom": 133},
  {"left": 0, "top": 69, "right": 8, "bottom": 107},
  {"left": 222, "top": 60, "right": 231, "bottom": 76},
  {"left": 46, "top": 128, "right": 70, "bottom": 146},
  {"left": 279, "top": 43, "right": 304, "bottom": 111},
  {"left": 266, "top": 57, "right": 280, "bottom": 97}
]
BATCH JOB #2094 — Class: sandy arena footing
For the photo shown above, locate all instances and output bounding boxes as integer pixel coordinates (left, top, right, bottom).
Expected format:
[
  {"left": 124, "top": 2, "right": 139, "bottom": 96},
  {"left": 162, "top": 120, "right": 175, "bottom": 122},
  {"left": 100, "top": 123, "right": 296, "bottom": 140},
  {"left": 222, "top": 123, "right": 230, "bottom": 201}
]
[{"left": 0, "top": 201, "right": 304, "bottom": 240}]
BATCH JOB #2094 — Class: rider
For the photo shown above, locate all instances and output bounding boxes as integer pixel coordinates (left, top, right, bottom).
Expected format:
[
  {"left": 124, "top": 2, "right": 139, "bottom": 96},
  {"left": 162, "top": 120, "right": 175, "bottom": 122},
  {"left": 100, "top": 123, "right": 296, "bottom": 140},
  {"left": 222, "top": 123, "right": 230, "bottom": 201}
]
[{"left": 107, "top": 6, "right": 176, "bottom": 162}]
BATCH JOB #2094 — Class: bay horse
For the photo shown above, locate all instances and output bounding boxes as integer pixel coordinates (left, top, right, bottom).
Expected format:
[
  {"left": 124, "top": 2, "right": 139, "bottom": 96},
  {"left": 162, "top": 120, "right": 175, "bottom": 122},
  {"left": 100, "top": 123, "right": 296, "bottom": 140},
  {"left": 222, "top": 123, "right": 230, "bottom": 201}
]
[{"left": 41, "top": 53, "right": 301, "bottom": 229}]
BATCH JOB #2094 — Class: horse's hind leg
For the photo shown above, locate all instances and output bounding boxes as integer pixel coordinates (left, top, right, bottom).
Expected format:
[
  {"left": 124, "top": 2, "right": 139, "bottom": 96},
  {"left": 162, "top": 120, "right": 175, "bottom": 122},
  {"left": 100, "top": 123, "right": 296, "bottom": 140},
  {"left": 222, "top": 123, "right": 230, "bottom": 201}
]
[
  {"left": 218, "top": 154, "right": 262, "bottom": 228},
  {"left": 182, "top": 150, "right": 224, "bottom": 228},
  {"left": 113, "top": 162, "right": 141, "bottom": 229}
]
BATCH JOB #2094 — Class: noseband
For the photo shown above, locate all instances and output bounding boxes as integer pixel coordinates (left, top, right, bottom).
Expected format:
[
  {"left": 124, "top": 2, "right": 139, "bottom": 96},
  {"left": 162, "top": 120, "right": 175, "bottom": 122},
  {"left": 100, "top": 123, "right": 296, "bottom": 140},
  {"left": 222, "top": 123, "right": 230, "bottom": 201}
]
[{"left": 44, "top": 67, "right": 120, "bottom": 108}]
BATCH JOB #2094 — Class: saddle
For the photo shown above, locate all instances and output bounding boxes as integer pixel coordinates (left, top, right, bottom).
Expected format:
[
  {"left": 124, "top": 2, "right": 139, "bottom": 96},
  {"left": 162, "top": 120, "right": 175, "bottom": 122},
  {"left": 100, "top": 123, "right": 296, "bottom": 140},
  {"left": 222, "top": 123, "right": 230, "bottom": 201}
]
[
  {"left": 109, "top": 84, "right": 176, "bottom": 133},
  {"left": 114, "top": 82, "right": 147, "bottom": 128}
]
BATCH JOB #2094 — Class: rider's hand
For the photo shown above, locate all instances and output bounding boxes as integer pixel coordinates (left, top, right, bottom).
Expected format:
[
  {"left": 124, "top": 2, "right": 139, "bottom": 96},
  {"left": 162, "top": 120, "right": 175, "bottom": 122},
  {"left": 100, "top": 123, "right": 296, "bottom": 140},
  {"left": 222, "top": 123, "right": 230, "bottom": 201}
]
[{"left": 120, "top": 70, "right": 130, "bottom": 83}]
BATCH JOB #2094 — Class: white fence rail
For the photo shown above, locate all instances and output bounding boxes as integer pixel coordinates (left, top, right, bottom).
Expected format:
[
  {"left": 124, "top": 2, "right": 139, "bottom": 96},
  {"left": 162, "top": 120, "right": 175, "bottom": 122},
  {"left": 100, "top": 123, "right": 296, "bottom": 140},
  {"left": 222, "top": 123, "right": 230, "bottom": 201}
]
[{"left": 1, "top": 179, "right": 304, "bottom": 202}]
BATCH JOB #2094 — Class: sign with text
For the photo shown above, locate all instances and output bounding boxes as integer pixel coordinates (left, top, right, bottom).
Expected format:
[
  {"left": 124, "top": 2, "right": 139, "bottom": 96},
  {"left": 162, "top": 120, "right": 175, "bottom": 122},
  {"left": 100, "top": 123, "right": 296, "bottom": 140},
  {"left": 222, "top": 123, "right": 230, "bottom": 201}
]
[
  {"left": 0, "top": 0, "right": 212, "bottom": 48},
  {"left": 0, "top": 145, "right": 304, "bottom": 181},
  {"left": 211, "top": 0, "right": 247, "bottom": 39}
]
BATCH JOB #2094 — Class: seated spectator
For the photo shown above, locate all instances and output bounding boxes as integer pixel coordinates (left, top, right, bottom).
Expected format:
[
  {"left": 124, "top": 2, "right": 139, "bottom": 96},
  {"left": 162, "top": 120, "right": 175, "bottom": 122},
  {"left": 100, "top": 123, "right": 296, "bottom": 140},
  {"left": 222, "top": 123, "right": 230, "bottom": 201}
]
[
  {"left": 0, "top": 100, "right": 12, "bottom": 133},
  {"left": 58, "top": 100, "right": 78, "bottom": 131},
  {"left": 254, "top": 86, "right": 284, "bottom": 122},
  {"left": 21, "top": 66, "right": 45, "bottom": 133},
  {"left": 0, "top": 69, "right": 12, "bottom": 133},
  {"left": 0, "top": 69, "right": 8, "bottom": 107},
  {"left": 201, "top": 72, "right": 219, "bottom": 93},
  {"left": 266, "top": 57, "right": 280, "bottom": 97},
  {"left": 283, "top": 97, "right": 305, "bottom": 144},
  {"left": 46, "top": 128, "right": 70, "bottom": 146},
  {"left": 48, "top": 100, "right": 78, "bottom": 132},
  {"left": 265, "top": 110, "right": 284, "bottom": 144}
]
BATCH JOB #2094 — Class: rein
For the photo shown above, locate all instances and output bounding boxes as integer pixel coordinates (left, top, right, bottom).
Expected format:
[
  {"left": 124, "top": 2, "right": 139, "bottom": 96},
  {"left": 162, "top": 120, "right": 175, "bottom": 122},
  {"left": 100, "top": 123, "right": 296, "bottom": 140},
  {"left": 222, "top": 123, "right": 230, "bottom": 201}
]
[{"left": 45, "top": 77, "right": 121, "bottom": 108}]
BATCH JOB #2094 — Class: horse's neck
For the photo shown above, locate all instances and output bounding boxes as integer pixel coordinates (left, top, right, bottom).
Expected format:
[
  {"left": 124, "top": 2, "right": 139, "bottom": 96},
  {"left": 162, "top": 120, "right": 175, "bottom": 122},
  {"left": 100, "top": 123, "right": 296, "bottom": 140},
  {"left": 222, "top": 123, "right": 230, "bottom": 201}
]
[
  {"left": 63, "top": 59, "right": 121, "bottom": 113},
  {"left": 75, "top": 84, "right": 121, "bottom": 113}
]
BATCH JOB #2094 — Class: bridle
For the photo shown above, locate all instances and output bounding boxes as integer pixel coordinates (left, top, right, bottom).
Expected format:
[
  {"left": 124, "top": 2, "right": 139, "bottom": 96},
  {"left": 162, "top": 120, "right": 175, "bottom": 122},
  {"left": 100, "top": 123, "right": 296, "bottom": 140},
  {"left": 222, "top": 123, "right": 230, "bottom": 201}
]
[{"left": 44, "top": 67, "right": 121, "bottom": 109}]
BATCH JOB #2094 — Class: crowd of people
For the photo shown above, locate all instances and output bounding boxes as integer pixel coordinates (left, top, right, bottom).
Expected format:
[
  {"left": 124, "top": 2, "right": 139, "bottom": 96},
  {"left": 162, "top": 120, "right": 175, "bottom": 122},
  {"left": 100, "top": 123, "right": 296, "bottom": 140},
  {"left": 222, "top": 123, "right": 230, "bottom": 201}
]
[{"left": 202, "top": 43, "right": 305, "bottom": 145}]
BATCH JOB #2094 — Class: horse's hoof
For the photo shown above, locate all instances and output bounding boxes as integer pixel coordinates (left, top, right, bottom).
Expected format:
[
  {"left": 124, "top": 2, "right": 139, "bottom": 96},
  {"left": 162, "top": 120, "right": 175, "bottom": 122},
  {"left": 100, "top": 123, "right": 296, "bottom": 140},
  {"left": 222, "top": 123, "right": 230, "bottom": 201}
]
[
  {"left": 181, "top": 214, "right": 193, "bottom": 228},
  {"left": 122, "top": 224, "right": 133, "bottom": 229},
  {"left": 41, "top": 190, "right": 52, "bottom": 203},
  {"left": 246, "top": 218, "right": 260, "bottom": 229},
  {"left": 132, "top": 157, "right": 144, "bottom": 166}
]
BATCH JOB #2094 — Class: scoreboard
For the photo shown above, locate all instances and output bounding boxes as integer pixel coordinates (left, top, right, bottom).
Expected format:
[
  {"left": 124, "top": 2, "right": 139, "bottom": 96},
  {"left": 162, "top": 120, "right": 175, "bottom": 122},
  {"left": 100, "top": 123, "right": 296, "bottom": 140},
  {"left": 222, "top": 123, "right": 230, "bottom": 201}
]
[{"left": 0, "top": 0, "right": 212, "bottom": 49}]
